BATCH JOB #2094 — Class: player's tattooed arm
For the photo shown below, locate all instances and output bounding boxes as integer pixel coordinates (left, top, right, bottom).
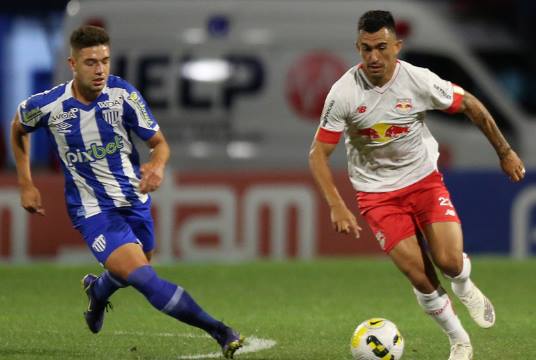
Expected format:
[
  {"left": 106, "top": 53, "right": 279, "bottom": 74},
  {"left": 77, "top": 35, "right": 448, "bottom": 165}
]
[
  {"left": 458, "top": 91, "right": 525, "bottom": 182},
  {"left": 140, "top": 130, "right": 170, "bottom": 193},
  {"left": 10, "top": 114, "right": 45, "bottom": 215}
]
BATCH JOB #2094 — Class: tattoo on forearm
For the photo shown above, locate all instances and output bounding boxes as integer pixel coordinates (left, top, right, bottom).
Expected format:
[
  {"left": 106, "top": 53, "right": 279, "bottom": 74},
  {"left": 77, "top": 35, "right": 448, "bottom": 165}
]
[{"left": 466, "top": 95, "right": 511, "bottom": 159}]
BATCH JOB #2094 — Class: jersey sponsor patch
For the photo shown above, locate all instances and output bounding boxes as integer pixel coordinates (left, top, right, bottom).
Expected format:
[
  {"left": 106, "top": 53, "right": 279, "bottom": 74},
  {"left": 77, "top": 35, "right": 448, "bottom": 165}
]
[
  {"left": 92, "top": 234, "right": 106, "bottom": 252},
  {"left": 321, "top": 99, "right": 336, "bottom": 126},
  {"left": 128, "top": 91, "right": 154, "bottom": 128},
  {"left": 51, "top": 108, "right": 79, "bottom": 123},
  {"left": 22, "top": 107, "right": 43, "bottom": 124},
  {"left": 355, "top": 123, "right": 410, "bottom": 143},
  {"left": 97, "top": 96, "right": 123, "bottom": 109},
  {"left": 64, "top": 135, "right": 124, "bottom": 167},
  {"left": 433, "top": 83, "right": 452, "bottom": 100}
]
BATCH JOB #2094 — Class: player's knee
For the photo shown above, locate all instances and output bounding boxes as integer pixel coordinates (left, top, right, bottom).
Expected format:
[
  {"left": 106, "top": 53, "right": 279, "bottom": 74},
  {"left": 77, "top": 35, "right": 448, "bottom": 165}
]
[
  {"left": 435, "top": 254, "right": 463, "bottom": 277},
  {"left": 105, "top": 243, "right": 150, "bottom": 279}
]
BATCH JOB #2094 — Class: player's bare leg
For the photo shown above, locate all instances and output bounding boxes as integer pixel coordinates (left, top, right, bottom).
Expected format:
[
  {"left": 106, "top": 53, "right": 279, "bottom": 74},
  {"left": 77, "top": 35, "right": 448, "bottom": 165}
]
[
  {"left": 389, "top": 235, "right": 472, "bottom": 359},
  {"left": 424, "top": 222, "right": 495, "bottom": 329},
  {"left": 104, "top": 243, "right": 244, "bottom": 358},
  {"left": 145, "top": 249, "right": 154, "bottom": 262}
]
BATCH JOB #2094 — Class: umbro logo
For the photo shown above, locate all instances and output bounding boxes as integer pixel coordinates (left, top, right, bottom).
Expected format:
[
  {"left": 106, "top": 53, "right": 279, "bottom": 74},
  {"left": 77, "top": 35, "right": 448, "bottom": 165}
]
[{"left": 55, "top": 121, "right": 72, "bottom": 134}]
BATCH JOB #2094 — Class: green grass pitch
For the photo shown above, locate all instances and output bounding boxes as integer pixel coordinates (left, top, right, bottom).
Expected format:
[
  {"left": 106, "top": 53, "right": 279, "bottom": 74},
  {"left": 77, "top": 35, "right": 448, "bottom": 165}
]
[{"left": 1, "top": 258, "right": 535, "bottom": 359}]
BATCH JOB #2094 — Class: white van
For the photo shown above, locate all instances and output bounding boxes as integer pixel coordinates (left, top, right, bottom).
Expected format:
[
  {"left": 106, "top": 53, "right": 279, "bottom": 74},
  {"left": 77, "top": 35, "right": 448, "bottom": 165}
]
[{"left": 58, "top": 0, "right": 536, "bottom": 170}]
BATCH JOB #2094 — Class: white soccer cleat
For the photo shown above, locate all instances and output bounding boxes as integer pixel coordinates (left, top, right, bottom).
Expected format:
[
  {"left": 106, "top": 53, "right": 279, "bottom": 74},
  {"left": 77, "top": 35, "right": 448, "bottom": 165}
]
[
  {"left": 448, "top": 343, "right": 473, "bottom": 360},
  {"left": 453, "top": 280, "right": 495, "bottom": 328}
]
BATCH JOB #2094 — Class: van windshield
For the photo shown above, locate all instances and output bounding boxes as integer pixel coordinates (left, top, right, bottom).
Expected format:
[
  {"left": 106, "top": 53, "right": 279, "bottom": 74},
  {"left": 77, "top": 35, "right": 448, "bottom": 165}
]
[
  {"left": 474, "top": 50, "right": 536, "bottom": 117},
  {"left": 401, "top": 51, "right": 513, "bottom": 135}
]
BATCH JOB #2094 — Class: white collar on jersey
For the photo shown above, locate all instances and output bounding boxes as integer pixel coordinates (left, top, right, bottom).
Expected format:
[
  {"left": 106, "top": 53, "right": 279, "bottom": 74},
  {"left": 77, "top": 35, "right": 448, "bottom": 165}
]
[
  {"left": 358, "top": 61, "right": 401, "bottom": 94},
  {"left": 67, "top": 79, "right": 109, "bottom": 103},
  {"left": 65, "top": 80, "right": 74, "bottom": 98}
]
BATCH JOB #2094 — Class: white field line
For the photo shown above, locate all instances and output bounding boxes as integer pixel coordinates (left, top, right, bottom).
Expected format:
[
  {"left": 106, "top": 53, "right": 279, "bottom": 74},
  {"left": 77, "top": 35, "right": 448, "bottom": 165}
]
[
  {"left": 176, "top": 336, "right": 277, "bottom": 359},
  {"left": 38, "top": 330, "right": 277, "bottom": 358}
]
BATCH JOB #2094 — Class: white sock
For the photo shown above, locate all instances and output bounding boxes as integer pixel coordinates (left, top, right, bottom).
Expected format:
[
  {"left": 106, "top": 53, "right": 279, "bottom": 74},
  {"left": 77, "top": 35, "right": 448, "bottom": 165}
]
[
  {"left": 448, "top": 252, "right": 473, "bottom": 296},
  {"left": 414, "top": 287, "right": 470, "bottom": 345}
]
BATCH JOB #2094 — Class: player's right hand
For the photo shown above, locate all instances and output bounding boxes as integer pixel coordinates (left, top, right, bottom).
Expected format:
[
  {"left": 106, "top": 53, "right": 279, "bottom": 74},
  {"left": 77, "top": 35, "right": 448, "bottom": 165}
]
[
  {"left": 139, "top": 162, "right": 165, "bottom": 193},
  {"left": 20, "top": 184, "right": 45, "bottom": 216},
  {"left": 500, "top": 149, "right": 525, "bottom": 182},
  {"left": 330, "top": 204, "right": 361, "bottom": 238}
]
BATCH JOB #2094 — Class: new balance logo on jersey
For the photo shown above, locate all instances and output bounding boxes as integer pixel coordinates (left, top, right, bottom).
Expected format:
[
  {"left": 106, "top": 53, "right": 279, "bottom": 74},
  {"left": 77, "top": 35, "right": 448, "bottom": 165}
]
[
  {"left": 91, "top": 234, "right": 106, "bottom": 252},
  {"left": 65, "top": 135, "right": 124, "bottom": 167}
]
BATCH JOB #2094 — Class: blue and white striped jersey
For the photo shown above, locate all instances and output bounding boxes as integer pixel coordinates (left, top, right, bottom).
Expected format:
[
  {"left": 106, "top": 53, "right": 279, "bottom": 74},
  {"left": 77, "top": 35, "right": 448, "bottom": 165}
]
[{"left": 17, "top": 75, "right": 159, "bottom": 222}]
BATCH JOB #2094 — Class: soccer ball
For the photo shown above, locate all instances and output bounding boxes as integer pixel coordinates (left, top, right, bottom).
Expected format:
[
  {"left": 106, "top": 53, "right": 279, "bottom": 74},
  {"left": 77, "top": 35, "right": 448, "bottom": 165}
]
[{"left": 350, "top": 318, "right": 404, "bottom": 360}]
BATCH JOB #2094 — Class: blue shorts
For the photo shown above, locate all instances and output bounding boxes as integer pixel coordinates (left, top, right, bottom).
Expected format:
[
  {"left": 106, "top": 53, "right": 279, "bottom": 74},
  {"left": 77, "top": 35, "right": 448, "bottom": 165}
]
[{"left": 74, "top": 206, "right": 155, "bottom": 265}]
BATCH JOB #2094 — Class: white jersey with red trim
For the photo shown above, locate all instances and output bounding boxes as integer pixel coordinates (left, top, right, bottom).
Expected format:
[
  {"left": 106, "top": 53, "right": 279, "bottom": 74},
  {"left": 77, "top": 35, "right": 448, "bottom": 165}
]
[{"left": 316, "top": 60, "right": 464, "bottom": 192}]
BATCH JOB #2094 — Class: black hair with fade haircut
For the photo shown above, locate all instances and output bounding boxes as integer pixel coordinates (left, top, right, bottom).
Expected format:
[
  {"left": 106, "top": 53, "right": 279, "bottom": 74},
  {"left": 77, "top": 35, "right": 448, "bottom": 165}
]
[
  {"left": 70, "top": 25, "right": 110, "bottom": 51},
  {"left": 358, "top": 10, "right": 396, "bottom": 34}
]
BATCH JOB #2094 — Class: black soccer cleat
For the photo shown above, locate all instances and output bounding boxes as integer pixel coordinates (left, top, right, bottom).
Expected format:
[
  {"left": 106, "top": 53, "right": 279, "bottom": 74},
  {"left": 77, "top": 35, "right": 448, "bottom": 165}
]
[
  {"left": 214, "top": 324, "right": 245, "bottom": 359},
  {"left": 82, "top": 274, "right": 112, "bottom": 334}
]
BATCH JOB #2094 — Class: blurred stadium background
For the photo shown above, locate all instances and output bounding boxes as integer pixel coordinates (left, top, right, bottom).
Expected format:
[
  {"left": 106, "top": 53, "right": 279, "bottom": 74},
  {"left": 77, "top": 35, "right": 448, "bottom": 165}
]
[{"left": 1, "top": 0, "right": 536, "bottom": 262}]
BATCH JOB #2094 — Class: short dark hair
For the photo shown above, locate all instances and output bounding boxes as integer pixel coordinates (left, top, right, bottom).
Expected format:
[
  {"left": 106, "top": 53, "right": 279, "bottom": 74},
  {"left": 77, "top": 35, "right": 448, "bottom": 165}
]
[
  {"left": 358, "top": 10, "right": 396, "bottom": 34},
  {"left": 70, "top": 25, "right": 110, "bottom": 51}
]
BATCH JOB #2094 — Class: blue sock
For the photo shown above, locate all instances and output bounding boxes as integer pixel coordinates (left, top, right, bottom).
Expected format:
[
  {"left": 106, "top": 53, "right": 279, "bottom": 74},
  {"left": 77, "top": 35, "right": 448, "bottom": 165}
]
[
  {"left": 92, "top": 271, "right": 128, "bottom": 302},
  {"left": 127, "top": 265, "right": 223, "bottom": 336}
]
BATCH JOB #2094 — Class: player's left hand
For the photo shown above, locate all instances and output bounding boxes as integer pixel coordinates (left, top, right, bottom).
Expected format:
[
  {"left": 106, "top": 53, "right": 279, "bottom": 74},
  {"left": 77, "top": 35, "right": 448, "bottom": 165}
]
[
  {"left": 500, "top": 149, "right": 525, "bottom": 182},
  {"left": 139, "top": 162, "right": 165, "bottom": 193}
]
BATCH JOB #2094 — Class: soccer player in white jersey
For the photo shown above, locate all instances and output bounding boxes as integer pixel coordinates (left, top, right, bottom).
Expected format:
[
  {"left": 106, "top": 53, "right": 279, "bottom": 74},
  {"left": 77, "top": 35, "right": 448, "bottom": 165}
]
[
  {"left": 309, "top": 11, "right": 525, "bottom": 360},
  {"left": 10, "top": 25, "right": 243, "bottom": 358}
]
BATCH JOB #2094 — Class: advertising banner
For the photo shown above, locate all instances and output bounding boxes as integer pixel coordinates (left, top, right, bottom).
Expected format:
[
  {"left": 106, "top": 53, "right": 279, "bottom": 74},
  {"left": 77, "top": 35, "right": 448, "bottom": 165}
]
[{"left": 1, "top": 170, "right": 534, "bottom": 262}]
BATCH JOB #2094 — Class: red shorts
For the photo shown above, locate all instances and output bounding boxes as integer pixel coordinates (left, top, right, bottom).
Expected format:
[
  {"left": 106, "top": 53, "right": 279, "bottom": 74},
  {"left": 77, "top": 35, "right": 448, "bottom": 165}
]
[{"left": 356, "top": 171, "right": 460, "bottom": 253}]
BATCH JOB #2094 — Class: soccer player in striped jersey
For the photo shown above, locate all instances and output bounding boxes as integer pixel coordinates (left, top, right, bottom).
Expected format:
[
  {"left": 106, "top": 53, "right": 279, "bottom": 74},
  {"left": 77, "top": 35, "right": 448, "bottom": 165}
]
[
  {"left": 10, "top": 25, "right": 243, "bottom": 358},
  {"left": 309, "top": 11, "right": 525, "bottom": 360}
]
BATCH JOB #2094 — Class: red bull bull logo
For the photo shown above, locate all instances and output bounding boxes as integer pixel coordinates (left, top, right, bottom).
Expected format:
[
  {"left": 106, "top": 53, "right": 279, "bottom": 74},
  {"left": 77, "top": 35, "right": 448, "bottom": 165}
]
[
  {"left": 394, "top": 98, "right": 413, "bottom": 114},
  {"left": 357, "top": 123, "right": 410, "bottom": 143}
]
